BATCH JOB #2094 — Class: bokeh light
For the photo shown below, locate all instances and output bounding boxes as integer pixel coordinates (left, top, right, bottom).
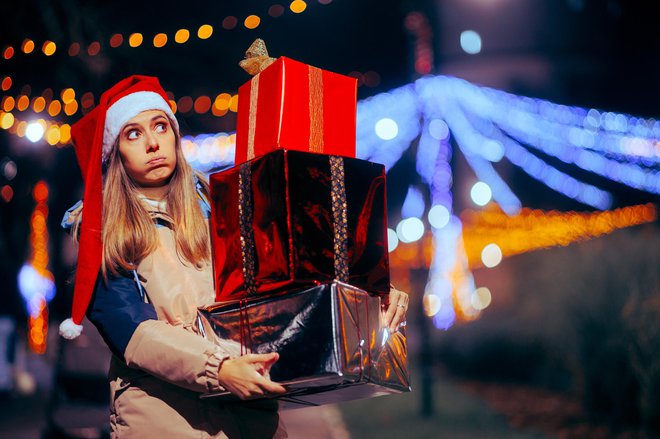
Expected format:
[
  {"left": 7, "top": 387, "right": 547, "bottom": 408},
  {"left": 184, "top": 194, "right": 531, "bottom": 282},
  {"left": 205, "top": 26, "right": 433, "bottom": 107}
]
[
  {"left": 375, "top": 118, "right": 399, "bottom": 140},
  {"left": 460, "top": 30, "right": 482, "bottom": 54},
  {"left": 480, "top": 243, "right": 503, "bottom": 268},
  {"left": 26, "top": 122, "right": 45, "bottom": 143},
  {"left": 470, "top": 181, "right": 492, "bottom": 206},
  {"left": 471, "top": 287, "right": 492, "bottom": 310},
  {"left": 387, "top": 228, "right": 399, "bottom": 252},
  {"left": 428, "top": 204, "right": 451, "bottom": 229}
]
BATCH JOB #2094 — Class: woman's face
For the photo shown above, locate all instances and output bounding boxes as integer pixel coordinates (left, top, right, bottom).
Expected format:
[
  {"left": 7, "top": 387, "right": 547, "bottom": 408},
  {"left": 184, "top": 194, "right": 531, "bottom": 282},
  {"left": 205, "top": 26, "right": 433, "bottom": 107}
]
[{"left": 117, "top": 109, "right": 177, "bottom": 189}]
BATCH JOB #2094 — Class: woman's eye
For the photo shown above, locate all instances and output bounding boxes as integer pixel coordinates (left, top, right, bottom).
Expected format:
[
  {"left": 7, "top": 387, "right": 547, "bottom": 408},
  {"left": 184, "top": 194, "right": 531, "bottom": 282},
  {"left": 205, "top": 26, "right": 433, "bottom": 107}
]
[
  {"left": 127, "top": 130, "right": 140, "bottom": 140},
  {"left": 155, "top": 122, "right": 168, "bottom": 133}
]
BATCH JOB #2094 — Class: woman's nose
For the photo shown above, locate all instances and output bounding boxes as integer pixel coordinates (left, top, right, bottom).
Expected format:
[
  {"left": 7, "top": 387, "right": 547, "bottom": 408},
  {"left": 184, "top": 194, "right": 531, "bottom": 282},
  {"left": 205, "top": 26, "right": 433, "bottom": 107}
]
[{"left": 145, "top": 133, "right": 159, "bottom": 153}]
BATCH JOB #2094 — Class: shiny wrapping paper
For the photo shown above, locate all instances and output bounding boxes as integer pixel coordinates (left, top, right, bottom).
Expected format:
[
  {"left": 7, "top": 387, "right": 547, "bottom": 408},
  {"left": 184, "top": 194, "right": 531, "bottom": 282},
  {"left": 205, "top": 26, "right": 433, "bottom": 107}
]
[
  {"left": 210, "top": 150, "right": 390, "bottom": 302},
  {"left": 235, "top": 56, "right": 357, "bottom": 165},
  {"left": 196, "top": 281, "right": 411, "bottom": 409}
]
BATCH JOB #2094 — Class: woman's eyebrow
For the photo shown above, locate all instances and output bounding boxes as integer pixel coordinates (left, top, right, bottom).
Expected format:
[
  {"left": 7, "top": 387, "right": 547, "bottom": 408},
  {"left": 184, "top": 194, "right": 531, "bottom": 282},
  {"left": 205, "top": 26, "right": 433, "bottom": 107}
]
[{"left": 122, "top": 115, "right": 168, "bottom": 132}]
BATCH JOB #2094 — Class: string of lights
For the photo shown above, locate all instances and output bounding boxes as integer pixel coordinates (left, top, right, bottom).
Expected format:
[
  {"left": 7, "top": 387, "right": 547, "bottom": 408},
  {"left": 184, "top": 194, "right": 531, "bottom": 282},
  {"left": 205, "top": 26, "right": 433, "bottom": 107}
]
[
  {"left": 1, "top": 1, "right": 324, "bottom": 63},
  {"left": 461, "top": 203, "right": 657, "bottom": 269},
  {"left": 18, "top": 181, "right": 55, "bottom": 354}
]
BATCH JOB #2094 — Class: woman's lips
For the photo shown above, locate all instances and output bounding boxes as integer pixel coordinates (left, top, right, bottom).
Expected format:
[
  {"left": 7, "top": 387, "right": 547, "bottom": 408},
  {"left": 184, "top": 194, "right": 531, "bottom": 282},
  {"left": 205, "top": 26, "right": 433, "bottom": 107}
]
[{"left": 147, "top": 156, "right": 166, "bottom": 165}]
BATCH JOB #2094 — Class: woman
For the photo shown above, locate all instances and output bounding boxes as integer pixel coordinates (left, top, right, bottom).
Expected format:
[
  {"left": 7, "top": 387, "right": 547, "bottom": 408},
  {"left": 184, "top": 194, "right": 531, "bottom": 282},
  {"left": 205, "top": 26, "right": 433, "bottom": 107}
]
[{"left": 59, "top": 75, "right": 409, "bottom": 438}]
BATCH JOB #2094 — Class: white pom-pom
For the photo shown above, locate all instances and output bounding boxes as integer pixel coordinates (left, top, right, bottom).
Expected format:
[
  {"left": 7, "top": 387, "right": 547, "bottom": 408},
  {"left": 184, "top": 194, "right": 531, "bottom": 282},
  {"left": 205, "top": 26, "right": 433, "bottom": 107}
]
[{"left": 59, "top": 318, "right": 83, "bottom": 340}]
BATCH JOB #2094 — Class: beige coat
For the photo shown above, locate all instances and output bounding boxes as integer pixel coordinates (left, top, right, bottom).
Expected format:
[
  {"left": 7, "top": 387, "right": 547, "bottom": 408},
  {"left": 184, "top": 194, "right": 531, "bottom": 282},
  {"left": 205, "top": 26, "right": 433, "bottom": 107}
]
[{"left": 107, "top": 207, "right": 287, "bottom": 438}]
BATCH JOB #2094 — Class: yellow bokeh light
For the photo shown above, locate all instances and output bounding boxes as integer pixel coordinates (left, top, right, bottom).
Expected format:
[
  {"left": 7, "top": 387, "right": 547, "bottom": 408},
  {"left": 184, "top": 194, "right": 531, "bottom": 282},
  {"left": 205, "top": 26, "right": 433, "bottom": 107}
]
[
  {"left": 16, "top": 121, "right": 27, "bottom": 137},
  {"left": 2, "top": 96, "right": 15, "bottom": 112},
  {"left": 64, "top": 100, "right": 79, "bottom": 116},
  {"left": 214, "top": 93, "right": 232, "bottom": 111},
  {"left": 42, "top": 41, "right": 57, "bottom": 56},
  {"left": 290, "top": 0, "right": 307, "bottom": 13},
  {"left": 59, "top": 124, "right": 71, "bottom": 143},
  {"left": 1, "top": 76, "right": 12, "bottom": 91},
  {"left": 46, "top": 126, "right": 61, "bottom": 145},
  {"left": 0, "top": 112, "right": 15, "bottom": 130},
  {"left": 129, "top": 33, "right": 144, "bottom": 47},
  {"left": 175, "top": 29, "right": 190, "bottom": 44},
  {"left": 61, "top": 88, "right": 75, "bottom": 104},
  {"left": 229, "top": 95, "right": 239, "bottom": 112},
  {"left": 22, "top": 39, "right": 35, "bottom": 54},
  {"left": 153, "top": 33, "right": 168, "bottom": 48},
  {"left": 423, "top": 294, "right": 442, "bottom": 317},
  {"left": 16, "top": 95, "right": 29, "bottom": 111},
  {"left": 197, "top": 24, "right": 213, "bottom": 40},
  {"left": 32, "top": 97, "right": 46, "bottom": 113},
  {"left": 471, "top": 287, "right": 492, "bottom": 311},
  {"left": 48, "top": 100, "right": 62, "bottom": 117},
  {"left": 244, "top": 15, "right": 261, "bottom": 29}
]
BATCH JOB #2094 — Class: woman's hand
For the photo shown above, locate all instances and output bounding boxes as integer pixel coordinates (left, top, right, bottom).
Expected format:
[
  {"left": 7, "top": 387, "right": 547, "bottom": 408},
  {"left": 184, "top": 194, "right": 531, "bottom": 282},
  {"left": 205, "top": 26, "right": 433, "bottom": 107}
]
[
  {"left": 217, "top": 352, "right": 287, "bottom": 400},
  {"left": 383, "top": 285, "right": 409, "bottom": 332}
]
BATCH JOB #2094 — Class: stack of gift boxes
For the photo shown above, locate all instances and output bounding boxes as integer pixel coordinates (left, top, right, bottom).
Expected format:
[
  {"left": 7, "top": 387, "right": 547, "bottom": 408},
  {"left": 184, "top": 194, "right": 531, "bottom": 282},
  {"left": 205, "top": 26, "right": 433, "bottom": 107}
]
[{"left": 197, "top": 56, "right": 411, "bottom": 408}]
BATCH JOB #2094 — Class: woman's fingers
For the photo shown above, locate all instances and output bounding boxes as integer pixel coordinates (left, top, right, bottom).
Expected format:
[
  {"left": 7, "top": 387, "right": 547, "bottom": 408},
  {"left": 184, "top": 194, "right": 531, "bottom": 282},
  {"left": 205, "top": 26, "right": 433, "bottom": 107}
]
[{"left": 384, "top": 287, "right": 409, "bottom": 332}]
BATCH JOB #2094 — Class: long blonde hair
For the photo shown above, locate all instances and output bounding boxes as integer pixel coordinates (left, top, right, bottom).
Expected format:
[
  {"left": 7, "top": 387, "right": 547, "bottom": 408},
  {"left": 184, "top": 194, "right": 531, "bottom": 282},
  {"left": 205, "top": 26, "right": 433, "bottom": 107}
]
[{"left": 76, "top": 122, "right": 210, "bottom": 279}]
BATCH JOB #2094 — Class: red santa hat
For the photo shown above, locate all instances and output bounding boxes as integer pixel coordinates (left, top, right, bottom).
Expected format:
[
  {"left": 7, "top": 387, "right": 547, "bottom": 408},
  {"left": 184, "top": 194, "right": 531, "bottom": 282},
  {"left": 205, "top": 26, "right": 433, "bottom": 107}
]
[{"left": 59, "top": 75, "right": 178, "bottom": 339}]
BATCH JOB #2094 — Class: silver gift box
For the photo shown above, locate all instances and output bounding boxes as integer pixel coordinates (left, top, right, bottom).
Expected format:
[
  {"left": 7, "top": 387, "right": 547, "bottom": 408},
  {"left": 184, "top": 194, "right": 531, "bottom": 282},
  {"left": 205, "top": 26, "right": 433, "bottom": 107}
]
[{"left": 196, "top": 281, "right": 411, "bottom": 409}]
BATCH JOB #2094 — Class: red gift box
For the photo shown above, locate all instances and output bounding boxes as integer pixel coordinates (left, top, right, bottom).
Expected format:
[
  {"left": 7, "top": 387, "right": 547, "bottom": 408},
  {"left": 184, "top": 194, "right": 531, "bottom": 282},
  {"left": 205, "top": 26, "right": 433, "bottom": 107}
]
[
  {"left": 210, "top": 150, "right": 391, "bottom": 302},
  {"left": 235, "top": 57, "right": 357, "bottom": 165}
]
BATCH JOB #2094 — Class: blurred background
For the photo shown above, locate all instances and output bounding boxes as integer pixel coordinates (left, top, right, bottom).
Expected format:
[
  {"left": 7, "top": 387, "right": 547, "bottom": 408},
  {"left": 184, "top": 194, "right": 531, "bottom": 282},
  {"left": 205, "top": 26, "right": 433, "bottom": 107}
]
[{"left": 1, "top": 0, "right": 658, "bottom": 438}]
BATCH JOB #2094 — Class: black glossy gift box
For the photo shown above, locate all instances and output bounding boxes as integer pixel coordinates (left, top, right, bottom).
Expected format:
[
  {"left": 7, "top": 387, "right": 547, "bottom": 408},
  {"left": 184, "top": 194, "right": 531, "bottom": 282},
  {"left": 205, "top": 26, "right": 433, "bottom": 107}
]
[{"left": 196, "top": 281, "right": 410, "bottom": 409}]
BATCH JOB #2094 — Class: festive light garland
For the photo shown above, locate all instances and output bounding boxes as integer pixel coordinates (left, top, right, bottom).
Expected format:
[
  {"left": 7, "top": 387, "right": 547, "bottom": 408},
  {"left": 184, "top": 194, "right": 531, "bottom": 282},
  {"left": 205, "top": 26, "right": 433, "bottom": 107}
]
[
  {"left": 1, "top": 1, "right": 326, "bottom": 63},
  {"left": 18, "top": 181, "right": 55, "bottom": 354},
  {"left": 460, "top": 203, "right": 657, "bottom": 269}
]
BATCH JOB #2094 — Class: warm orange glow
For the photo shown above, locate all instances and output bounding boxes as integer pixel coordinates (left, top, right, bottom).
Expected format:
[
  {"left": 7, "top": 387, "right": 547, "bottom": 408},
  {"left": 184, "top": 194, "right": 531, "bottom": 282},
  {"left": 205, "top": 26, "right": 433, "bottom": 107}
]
[
  {"left": 33, "top": 180, "right": 48, "bottom": 202},
  {"left": 168, "top": 99, "right": 177, "bottom": 113},
  {"left": 22, "top": 39, "right": 35, "bottom": 54},
  {"left": 87, "top": 41, "right": 101, "bottom": 56},
  {"left": 16, "top": 121, "right": 27, "bottom": 137},
  {"left": 153, "top": 33, "right": 168, "bottom": 48},
  {"left": 3, "top": 46, "right": 14, "bottom": 60},
  {"left": 46, "top": 126, "right": 61, "bottom": 145},
  {"left": 16, "top": 95, "right": 29, "bottom": 111},
  {"left": 290, "top": 0, "right": 307, "bottom": 13},
  {"left": 42, "top": 41, "right": 57, "bottom": 56},
  {"left": 461, "top": 204, "right": 658, "bottom": 269},
  {"left": 68, "top": 43, "right": 81, "bottom": 56},
  {"left": 197, "top": 24, "right": 213, "bottom": 39},
  {"left": 64, "top": 100, "right": 78, "bottom": 116},
  {"left": 229, "top": 95, "right": 239, "bottom": 112},
  {"left": 1, "top": 76, "right": 11, "bottom": 91},
  {"left": 110, "top": 34, "right": 124, "bottom": 48},
  {"left": 212, "top": 106, "right": 228, "bottom": 117},
  {"left": 61, "top": 88, "right": 75, "bottom": 104},
  {"left": 129, "top": 33, "right": 144, "bottom": 47},
  {"left": 48, "top": 100, "right": 62, "bottom": 117},
  {"left": 0, "top": 112, "right": 15, "bottom": 129},
  {"left": 2, "top": 96, "right": 15, "bottom": 112},
  {"left": 244, "top": 15, "right": 261, "bottom": 29},
  {"left": 174, "top": 29, "right": 190, "bottom": 44},
  {"left": 194, "top": 96, "right": 212, "bottom": 114},
  {"left": 32, "top": 96, "right": 46, "bottom": 113},
  {"left": 59, "top": 124, "right": 71, "bottom": 143},
  {"left": 28, "top": 301, "right": 48, "bottom": 355},
  {"left": 214, "top": 93, "right": 232, "bottom": 111}
]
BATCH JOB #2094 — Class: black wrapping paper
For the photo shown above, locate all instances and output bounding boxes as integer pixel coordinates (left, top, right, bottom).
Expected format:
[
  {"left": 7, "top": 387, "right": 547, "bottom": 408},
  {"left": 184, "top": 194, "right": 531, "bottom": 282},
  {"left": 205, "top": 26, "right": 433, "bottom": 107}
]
[{"left": 196, "top": 281, "right": 411, "bottom": 409}]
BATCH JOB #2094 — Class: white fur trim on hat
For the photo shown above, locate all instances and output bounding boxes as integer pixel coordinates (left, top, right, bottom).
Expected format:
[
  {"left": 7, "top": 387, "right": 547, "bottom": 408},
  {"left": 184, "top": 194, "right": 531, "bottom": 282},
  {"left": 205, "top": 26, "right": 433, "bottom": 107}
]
[
  {"left": 59, "top": 318, "right": 84, "bottom": 340},
  {"left": 102, "top": 91, "right": 178, "bottom": 161}
]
